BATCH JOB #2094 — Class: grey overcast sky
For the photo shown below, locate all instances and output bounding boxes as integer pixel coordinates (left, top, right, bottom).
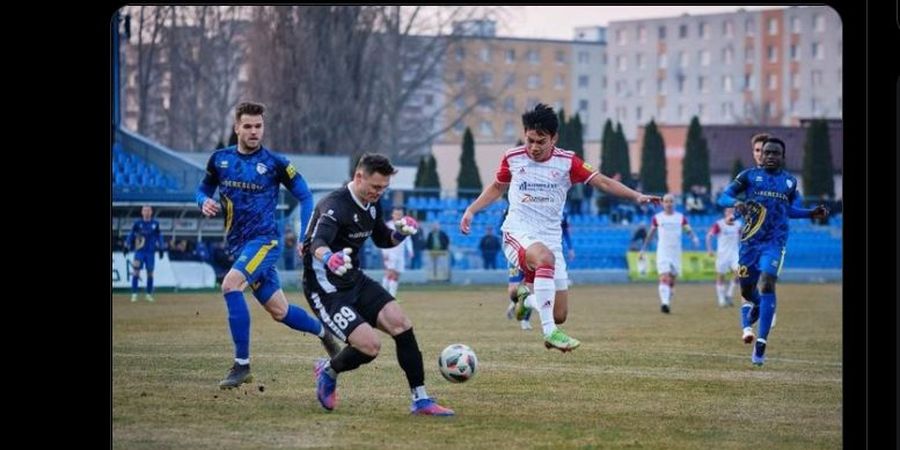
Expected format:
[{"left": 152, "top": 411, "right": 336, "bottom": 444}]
[{"left": 496, "top": 5, "right": 784, "bottom": 40}]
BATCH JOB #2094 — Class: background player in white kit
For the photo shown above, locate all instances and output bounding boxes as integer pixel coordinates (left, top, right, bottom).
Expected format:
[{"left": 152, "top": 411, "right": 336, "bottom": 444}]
[
  {"left": 382, "top": 206, "right": 414, "bottom": 298},
  {"left": 460, "top": 103, "right": 659, "bottom": 351},
  {"left": 706, "top": 207, "right": 742, "bottom": 307},
  {"left": 639, "top": 194, "right": 700, "bottom": 314}
]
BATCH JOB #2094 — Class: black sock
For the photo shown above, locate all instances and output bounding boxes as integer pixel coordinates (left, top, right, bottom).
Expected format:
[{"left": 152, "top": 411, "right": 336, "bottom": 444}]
[
  {"left": 393, "top": 328, "right": 424, "bottom": 389},
  {"left": 330, "top": 345, "right": 376, "bottom": 374}
]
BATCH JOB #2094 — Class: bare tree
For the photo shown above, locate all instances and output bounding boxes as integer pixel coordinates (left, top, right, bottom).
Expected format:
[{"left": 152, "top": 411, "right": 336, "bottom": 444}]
[{"left": 128, "top": 5, "right": 171, "bottom": 137}]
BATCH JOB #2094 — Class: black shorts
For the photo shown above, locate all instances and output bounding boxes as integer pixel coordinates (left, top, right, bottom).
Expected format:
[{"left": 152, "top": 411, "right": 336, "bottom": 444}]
[{"left": 303, "top": 271, "right": 393, "bottom": 343}]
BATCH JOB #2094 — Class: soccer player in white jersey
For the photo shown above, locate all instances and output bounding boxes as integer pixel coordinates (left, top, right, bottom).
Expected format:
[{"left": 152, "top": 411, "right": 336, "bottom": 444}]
[
  {"left": 639, "top": 194, "right": 701, "bottom": 314},
  {"left": 382, "top": 206, "right": 413, "bottom": 298},
  {"left": 706, "top": 207, "right": 742, "bottom": 307},
  {"left": 460, "top": 103, "right": 660, "bottom": 351}
]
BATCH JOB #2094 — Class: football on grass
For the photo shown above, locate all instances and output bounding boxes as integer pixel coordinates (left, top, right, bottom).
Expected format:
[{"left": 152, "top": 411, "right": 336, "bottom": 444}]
[{"left": 438, "top": 343, "right": 478, "bottom": 383}]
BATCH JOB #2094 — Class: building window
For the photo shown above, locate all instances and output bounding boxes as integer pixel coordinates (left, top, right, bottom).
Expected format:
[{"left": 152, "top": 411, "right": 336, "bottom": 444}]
[
  {"left": 527, "top": 74, "right": 540, "bottom": 89},
  {"left": 677, "top": 76, "right": 685, "bottom": 93},
  {"left": 504, "top": 97, "right": 516, "bottom": 112},
  {"left": 699, "top": 22, "right": 709, "bottom": 39},
  {"left": 790, "top": 16, "right": 801, "bottom": 33},
  {"left": 722, "top": 75, "right": 733, "bottom": 93},
  {"left": 698, "top": 76, "right": 708, "bottom": 93},
  {"left": 636, "top": 53, "right": 645, "bottom": 69},
  {"left": 767, "top": 18, "right": 778, "bottom": 35},
  {"left": 745, "top": 18, "right": 755, "bottom": 36},
  {"left": 699, "top": 50, "right": 710, "bottom": 66},
  {"left": 767, "top": 45, "right": 777, "bottom": 63},
  {"left": 481, "top": 72, "right": 493, "bottom": 87},
  {"left": 679, "top": 24, "right": 688, "bottom": 38},
  {"left": 505, "top": 49, "right": 516, "bottom": 63},
  {"left": 744, "top": 73, "right": 755, "bottom": 90},
  {"left": 658, "top": 52, "right": 667, "bottom": 68},
  {"left": 790, "top": 44, "right": 799, "bottom": 61},
  {"left": 616, "top": 29, "right": 626, "bottom": 45},
  {"left": 811, "top": 98, "right": 820, "bottom": 114},
  {"left": 555, "top": 50, "right": 565, "bottom": 64},
  {"left": 811, "top": 70, "right": 823, "bottom": 87},
  {"left": 617, "top": 55, "right": 627, "bottom": 71},
  {"left": 579, "top": 99, "right": 589, "bottom": 111},
  {"left": 722, "top": 46, "right": 734, "bottom": 64},
  {"left": 658, "top": 25, "right": 666, "bottom": 40},
  {"left": 526, "top": 97, "right": 540, "bottom": 109},
  {"left": 764, "top": 102, "right": 773, "bottom": 118},
  {"left": 638, "top": 25, "right": 647, "bottom": 42},
  {"left": 813, "top": 14, "right": 825, "bottom": 32},
  {"left": 657, "top": 78, "right": 666, "bottom": 94},
  {"left": 505, "top": 73, "right": 516, "bottom": 88},
  {"left": 723, "top": 20, "right": 734, "bottom": 38},
  {"left": 554, "top": 74, "right": 565, "bottom": 89},
  {"left": 679, "top": 51, "right": 688, "bottom": 68},
  {"left": 636, "top": 79, "right": 645, "bottom": 96},
  {"left": 527, "top": 49, "right": 539, "bottom": 64},
  {"left": 480, "top": 121, "right": 494, "bottom": 137},
  {"left": 791, "top": 72, "right": 800, "bottom": 88},
  {"left": 697, "top": 103, "right": 705, "bottom": 120},
  {"left": 480, "top": 47, "right": 492, "bottom": 62},
  {"left": 745, "top": 45, "right": 755, "bottom": 62},
  {"left": 455, "top": 47, "right": 465, "bottom": 61},
  {"left": 577, "top": 51, "right": 589, "bottom": 63},
  {"left": 812, "top": 42, "right": 824, "bottom": 60},
  {"left": 504, "top": 121, "right": 516, "bottom": 138},
  {"left": 636, "top": 106, "right": 643, "bottom": 122},
  {"left": 767, "top": 73, "right": 777, "bottom": 90},
  {"left": 721, "top": 102, "right": 733, "bottom": 117},
  {"left": 677, "top": 104, "right": 685, "bottom": 120},
  {"left": 578, "top": 75, "right": 589, "bottom": 88},
  {"left": 601, "top": 76, "right": 607, "bottom": 89}
]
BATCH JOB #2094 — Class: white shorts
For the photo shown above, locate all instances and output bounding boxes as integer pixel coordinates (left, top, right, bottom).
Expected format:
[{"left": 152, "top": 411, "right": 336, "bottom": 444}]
[
  {"left": 656, "top": 252, "right": 681, "bottom": 276},
  {"left": 715, "top": 254, "right": 739, "bottom": 274},
  {"left": 382, "top": 249, "right": 405, "bottom": 272},
  {"left": 502, "top": 231, "right": 569, "bottom": 290}
]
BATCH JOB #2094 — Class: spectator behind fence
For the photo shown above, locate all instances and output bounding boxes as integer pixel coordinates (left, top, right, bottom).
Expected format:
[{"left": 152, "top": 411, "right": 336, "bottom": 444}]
[{"left": 478, "top": 225, "right": 502, "bottom": 269}]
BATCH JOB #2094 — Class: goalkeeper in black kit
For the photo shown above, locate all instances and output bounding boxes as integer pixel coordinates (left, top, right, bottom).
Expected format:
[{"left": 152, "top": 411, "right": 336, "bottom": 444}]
[{"left": 302, "top": 153, "right": 455, "bottom": 416}]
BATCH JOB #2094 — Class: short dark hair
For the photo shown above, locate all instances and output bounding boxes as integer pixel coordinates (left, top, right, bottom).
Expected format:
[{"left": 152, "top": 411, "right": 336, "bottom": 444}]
[
  {"left": 763, "top": 137, "right": 786, "bottom": 154},
  {"left": 522, "top": 103, "right": 559, "bottom": 136},
  {"left": 235, "top": 101, "right": 266, "bottom": 121},
  {"left": 356, "top": 153, "right": 398, "bottom": 177},
  {"left": 751, "top": 133, "right": 770, "bottom": 147}
]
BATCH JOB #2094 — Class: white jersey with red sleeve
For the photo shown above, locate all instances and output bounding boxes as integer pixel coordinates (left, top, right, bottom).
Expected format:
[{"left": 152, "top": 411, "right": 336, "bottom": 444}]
[
  {"left": 710, "top": 218, "right": 742, "bottom": 259},
  {"left": 497, "top": 146, "right": 598, "bottom": 242},
  {"left": 652, "top": 211, "right": 687, "bottom": 255}
]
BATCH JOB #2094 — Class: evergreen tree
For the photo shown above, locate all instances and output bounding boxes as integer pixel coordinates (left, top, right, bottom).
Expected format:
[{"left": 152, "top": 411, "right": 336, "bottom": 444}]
[
  {"left": 414, "top": 155, "right": 427, "bottom": 189},
  {"left": 569, "top": 114, "right": 585, "bottom": 160},
  {"left": 556, "top": 108, "right": 569, "bottom": 151},
  {"left": 731, "top": 158, "right": 745, "bottom": 180},
  {"left": 640, "top": 120, "right": 667, "bottom": 194},
  {"left": 682, "top": 116, "right": 711, "bottom": 194},
  {"left": 615, "top": 122, "right": 632, "bottom": 185},
  {"left": 599, "top": 119, "right": 616, "bottom": 177},
  {"left": 802, "top": 119, "right": 835, "bottom": 198},
  {"left": 227, "top": 129, "right": 238, "bottom": 147},
  {"left": 422, "top": 154, "right": 441, "bottom": 198},
  {"left": 457, "top": 127, "right": 483, "bottom": 199}
]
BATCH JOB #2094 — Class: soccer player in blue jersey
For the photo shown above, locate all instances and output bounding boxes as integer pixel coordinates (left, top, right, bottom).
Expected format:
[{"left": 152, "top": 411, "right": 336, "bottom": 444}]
[
  {"left": 196, "top": 101, "right": 341, "bottom": 389},
  {"left": 303, "top": 153, "right": 454, "bottom": 416},
  {"left": 718, "top": 137, "right": 829, "bottom": 366},
  {"left": 124, "top": 205, "right": 165, "bottom": 303}
]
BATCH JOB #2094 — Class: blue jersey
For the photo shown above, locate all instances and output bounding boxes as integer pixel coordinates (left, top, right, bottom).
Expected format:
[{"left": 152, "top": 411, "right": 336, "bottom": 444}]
[
  {"left": 196, "top": 146, "right": 314, "bottom": 255},
  {"left": 127, "top": 219, "right": 164, "bottom": 254},
  {"left": 721, "top": 168, "right": 801, "bottom": 248}
]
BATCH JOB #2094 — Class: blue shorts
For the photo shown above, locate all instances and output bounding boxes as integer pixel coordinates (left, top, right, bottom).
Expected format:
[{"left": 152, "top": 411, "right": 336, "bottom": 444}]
[
  {"left": 131, "top": 251, "right": 156, "bottom": 272},
  {"left": 232, "top": 238, "right": 282, "bottom": 303},
  {"left": 738, "top": 243, "right": 786, "bottom": 285},
  {"left": 508, "top": 263, "right": 523, "bottom": 284}
]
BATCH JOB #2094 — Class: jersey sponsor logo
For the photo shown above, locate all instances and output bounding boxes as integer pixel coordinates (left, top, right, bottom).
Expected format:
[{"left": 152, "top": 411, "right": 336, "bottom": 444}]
[
  {"left": 219, "top": 160, "right": 229, "bottom": 168},
  {"left": 222, "top": 179, "right": 264, "bottom": 191},
  {"left": 369, "top": 206, "right": 376, "bottom": 219},
  {"left": 518, "top": 181, "right": 559, "bottom": 191},
  {"left": 521, "top": 193, "right": 552, "bottom": 203},
  {"left": 518, "top": 167, "right": 525, "bottom": 174},
  {"left": 786, "top": 179, "right": 793, "bottom": 188},
  {"left": 256, "top": 163, "right": 268, "bottom": 175},
  {"left": 755, "top": 190, "right": 789, "bottom": 201},
  {"left": 286, "top": 163, "right": 297, "bottom": 179},
  {"left": 348, "top": 230, "right": 372, "bottom": 239},
  {"left": 353, "top": 213, "right": 359, "bottom": 223}
]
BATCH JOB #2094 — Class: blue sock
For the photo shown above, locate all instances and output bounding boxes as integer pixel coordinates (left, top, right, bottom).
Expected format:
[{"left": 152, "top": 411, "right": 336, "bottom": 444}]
[
  {"left": 745, "top": 289, "right": 761, "bottom": 325},
  {"left": 224, "top": 291, "right": 251, "bottom": 360},
  {"left": 740, "top": 303, "right": 754, "bottom": 329},
  {"left": 146, "top": 276, "right": 154, "bottom": 294},
  {"left": 281, "top": 304, "right": 323, "bottom": 336},
  {"left": 131, "top": 273, "right": 139, "bottom": 293},
  {"left": 758, "top": 292, "right": 777, "bottom": 341}
]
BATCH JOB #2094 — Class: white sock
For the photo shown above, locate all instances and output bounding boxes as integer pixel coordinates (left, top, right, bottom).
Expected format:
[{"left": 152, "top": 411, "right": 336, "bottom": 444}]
[
  {"left": 534, "top": 276, "right": 556, "bottom": 336},
  {"left": 235, "top": 358, "right": 250, "bottom": 365},
  {"left": 382, "top": 276, "right": 390, "bottom": 290},
  {"left": 659, "top": 283, "right": 671, "bottom": 306},
  {"left": 716, "top": 283, "right": 726, "bottom": 304},
  {"left": 727, "top": 278, "right": 737, "bottom": 297},
  {"left": 411, "top": 385, "right": 429, "bottom": 402},
  {"left": 388, "top": 279, "right": 398, "bottom": 297}
]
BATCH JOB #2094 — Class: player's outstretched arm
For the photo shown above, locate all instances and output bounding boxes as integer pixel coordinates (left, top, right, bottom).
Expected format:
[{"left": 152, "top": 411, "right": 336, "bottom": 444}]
[
  {"left": 588, "top": 173, "right": 660, "bottom": 205},
  {"left": 460, "top": 181, "right": 507, "bottom": 235}
]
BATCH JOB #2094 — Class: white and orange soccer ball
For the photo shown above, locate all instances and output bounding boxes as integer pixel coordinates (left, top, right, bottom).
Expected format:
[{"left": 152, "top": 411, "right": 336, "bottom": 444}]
[{"left": 438, "top": 344, "right": 478, "bottom": 383}]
